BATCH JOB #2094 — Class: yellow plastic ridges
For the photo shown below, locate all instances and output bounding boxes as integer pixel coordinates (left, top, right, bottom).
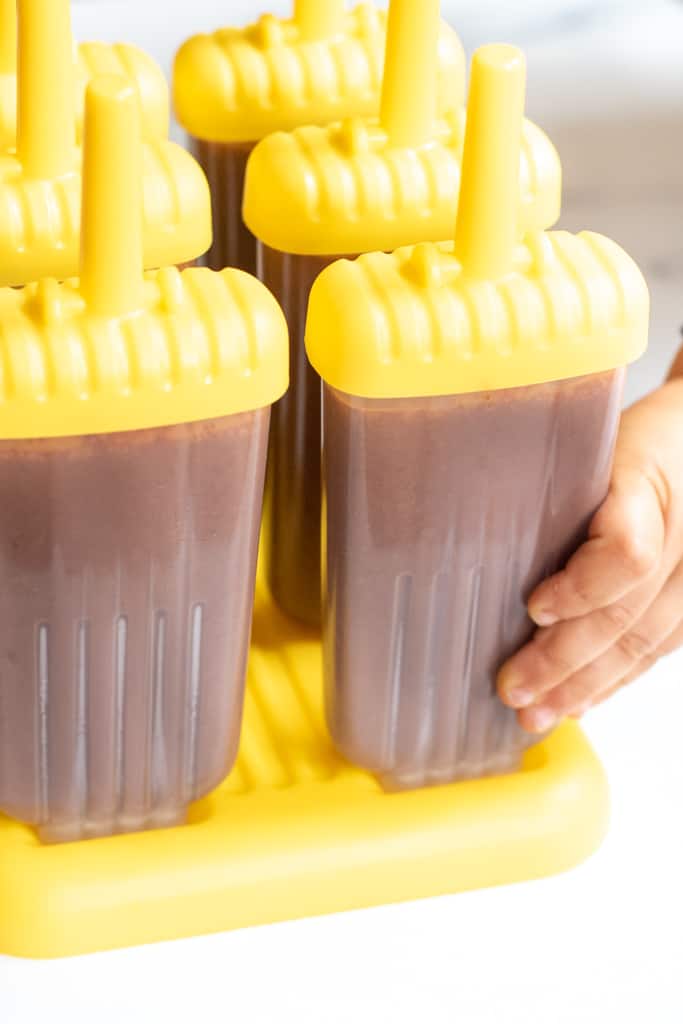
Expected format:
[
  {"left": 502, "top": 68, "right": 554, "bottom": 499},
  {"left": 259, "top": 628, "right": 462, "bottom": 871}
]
[
  {"left": 304, "top": 44, "right": 649, "bottom": 397},
  {"left": 0, "top": 0, "right": 210, "bottom": 286},
  {"left": 0, "top": 0, "right": 169, "bottom": 146},
  {"left": 75, "top": 42, "right": 169, "bottom": 141},
  {"left": 0, "top": 77, "right": 288, "bottom": 440},
  {"left": 244, "top": 21, "right": 560, "bottom": 255},
  {"left": 173, "top": 1, "right": 465, "bottom": 143}
]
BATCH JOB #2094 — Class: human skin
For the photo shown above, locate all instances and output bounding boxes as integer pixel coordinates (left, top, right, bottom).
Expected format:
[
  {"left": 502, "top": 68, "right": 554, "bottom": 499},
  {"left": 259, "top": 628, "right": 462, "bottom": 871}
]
[{"left": 498, "top": 347, "right": 683, "bottom": 732}]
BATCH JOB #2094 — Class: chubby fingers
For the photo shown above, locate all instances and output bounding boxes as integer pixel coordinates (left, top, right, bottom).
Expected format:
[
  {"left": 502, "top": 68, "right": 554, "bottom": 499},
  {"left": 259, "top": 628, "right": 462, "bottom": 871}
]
[
  {"left": 497, "top": 465, "right": 667, "bottom": 719},
  {"left": 517, "top": 564, "right": 683, "bottom": 731},
  {"left": 498, "top": 572, "right": 661, "bottom": 723},
  {"left": 527, "top": 465, "right": 664, "bottom": 628}
]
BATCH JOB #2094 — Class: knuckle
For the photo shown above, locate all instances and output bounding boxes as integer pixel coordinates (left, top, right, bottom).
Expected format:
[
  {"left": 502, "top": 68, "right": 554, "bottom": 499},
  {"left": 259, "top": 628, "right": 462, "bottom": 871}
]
[
  {"left": 616, "top": 628, "right": 656, "bottom": 664},
  {"left": 602, "top": 602, "right": 636, "bottom": 634}
]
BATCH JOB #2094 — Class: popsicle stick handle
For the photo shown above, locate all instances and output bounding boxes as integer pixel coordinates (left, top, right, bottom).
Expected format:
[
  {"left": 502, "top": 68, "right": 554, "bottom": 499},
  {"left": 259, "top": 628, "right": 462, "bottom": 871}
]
[
  {"left": 80, "top": 77, "right": 143, "bottom": 317},
  {"left": 295, "top": 0, "right": 345, "bottom": 39},
  {"left": 380, "top": 0, "right": 440, "bottom": 148},
  {"left": 454, "top": 44, "right": 526, "bottom": 280},
  {"left": 17, "top": 0, "right": 75, "bottom": 179},
  {"left": 0, "top": 0, "right": 17, "bottom": 72}
]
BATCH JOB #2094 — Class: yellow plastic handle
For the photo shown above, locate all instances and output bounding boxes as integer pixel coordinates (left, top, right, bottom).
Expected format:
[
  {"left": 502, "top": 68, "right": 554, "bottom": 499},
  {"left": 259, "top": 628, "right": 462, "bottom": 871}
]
[
  {"left": 0, "top": 0, "right": 17, "bottom": 72},
  {"left": 294, "top": 0, "right": 346, "bottom": 40},
  {"left": 17, "top": 0, "right": 75, "bottom": 180},
  {"left": 80, "top": 76, "right": 143, "bottom": 318},
  {"left": 454, "top": 44, "right": 526, "bottom": 280},
  {"left": 380, "top": 0, "right": 440, "bottom": 148}
]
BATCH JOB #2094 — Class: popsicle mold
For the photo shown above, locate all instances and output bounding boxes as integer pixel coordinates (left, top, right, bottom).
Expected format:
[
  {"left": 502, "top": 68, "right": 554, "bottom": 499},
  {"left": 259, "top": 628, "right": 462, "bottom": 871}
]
[
  {"left": 0, "top": 84, "right": 287, "bottom": 436},
  {"left": 173, "top": 0, "right": 465, "bottom": 144},
  {"left": 305, "top": 44, "right": 649, "bottom": 790},
  {"left": 249, "top": 3, "right": 561, "bottom": 627},
  {"left": 305, "top": 232, "right": 648, "bottom": 397},
  {"left": 306, "top": 53, "right": 647, "bottom": 392},
  {"left": 244, "top": 1, "right": 560, "bottom": 253},
  {"left": 0, "top": 77, "right": 288, "bottom": 843},
  {"left": 244, "top": 113, "right": 560, "bottom": 255},
  {"left": 0, "top": 0, "right": 210, "bottom": 287},
  {"left": 0, "top": 0, "right": 169, "bottom": 146}
]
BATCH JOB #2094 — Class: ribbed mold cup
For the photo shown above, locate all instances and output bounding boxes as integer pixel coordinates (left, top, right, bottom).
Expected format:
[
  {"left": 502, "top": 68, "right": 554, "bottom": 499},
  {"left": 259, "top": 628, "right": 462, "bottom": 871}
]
[
  {"left": 244, "top": 1, "right": 561, "bottom": 628},
  {"left": 0, "top": 0, "right": 169, "bottom": 147},
  {"left": 174, "top": 0, "right": 465, "bottom": 277},
  {"left": 0, "top": 77, "right": 288, "bottom": 843},
  {"left": 0, "top": 0, "right": 210, "bottom": 287},
  {"left": 305, "top": 45, "right": 649, "bottom": 789}
]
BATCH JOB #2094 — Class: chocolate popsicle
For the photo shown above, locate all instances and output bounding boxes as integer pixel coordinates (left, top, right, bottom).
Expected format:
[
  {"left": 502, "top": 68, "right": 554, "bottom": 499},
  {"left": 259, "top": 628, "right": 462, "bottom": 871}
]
[
  {"left": 173, "top": 0, "right": 465, "bottom": 276},
  {"left": 305, "top": 44, "right": 649, "bottom": 788},
  {"left": 244, "top": 0, "right": 561, "bottom": 627},
  {"left": 0, "top": 77, "right": 288, "bottom": 842}
]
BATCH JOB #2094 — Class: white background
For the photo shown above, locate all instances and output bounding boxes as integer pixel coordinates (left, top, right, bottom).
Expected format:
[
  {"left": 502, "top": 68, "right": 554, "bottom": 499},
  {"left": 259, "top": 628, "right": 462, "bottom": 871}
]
[{"left": 1, "top": 2, "right": 683, "bottom": 1021}]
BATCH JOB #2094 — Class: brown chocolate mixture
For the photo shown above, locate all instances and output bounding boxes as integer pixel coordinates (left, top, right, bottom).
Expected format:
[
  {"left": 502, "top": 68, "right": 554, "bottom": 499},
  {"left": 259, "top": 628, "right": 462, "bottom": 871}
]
[
  {"left": 0, "top": 410, "right": 269, "bottom": 842},
  {"left": 261, "top": 246, "right": 344, "bottom": 628},
  {"left": 193, "top": 139, "right": 257, "bottom": 275},
  {"left": 323, "top": 371, "right": 624, "bottom": 788}
]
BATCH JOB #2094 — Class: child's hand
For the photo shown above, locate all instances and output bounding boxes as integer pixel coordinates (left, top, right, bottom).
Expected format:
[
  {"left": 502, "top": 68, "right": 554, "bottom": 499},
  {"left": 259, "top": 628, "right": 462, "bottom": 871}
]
[{"left": 498, "top": 376, "right": 683, "bottom": 734}]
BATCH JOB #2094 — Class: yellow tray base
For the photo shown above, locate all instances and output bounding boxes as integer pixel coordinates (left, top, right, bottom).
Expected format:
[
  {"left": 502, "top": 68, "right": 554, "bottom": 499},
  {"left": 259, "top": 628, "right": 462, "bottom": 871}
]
[{"left": 0, "top": 588, "right": 609, "bottom": 960}]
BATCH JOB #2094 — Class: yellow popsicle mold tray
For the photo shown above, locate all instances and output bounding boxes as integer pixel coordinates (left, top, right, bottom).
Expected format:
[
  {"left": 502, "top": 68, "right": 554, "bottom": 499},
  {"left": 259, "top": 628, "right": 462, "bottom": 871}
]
[
  {"left": 306, "top": 44, "right": 649, "bottom": 397},
  {"left": 0, "top": 0, "right": 208, "bottom": 287},
  {"left": 173, "top": 0, "right": 465, "bottom": 144},
  {"left": 0, "top": 580, "right": 610, "bottom": 960},
  {"left": 244, "top": 113, "right": 560, "bottom": 255},
  {"left": 0, "top": 78, "right": 288, "bottom": 440}
]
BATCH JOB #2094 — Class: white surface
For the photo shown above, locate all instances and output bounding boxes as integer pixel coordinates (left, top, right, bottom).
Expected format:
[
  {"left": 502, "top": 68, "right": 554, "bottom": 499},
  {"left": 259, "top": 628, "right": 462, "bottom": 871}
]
[{"left": 2, "top": 3, "right": 683, "bottom": 1021}]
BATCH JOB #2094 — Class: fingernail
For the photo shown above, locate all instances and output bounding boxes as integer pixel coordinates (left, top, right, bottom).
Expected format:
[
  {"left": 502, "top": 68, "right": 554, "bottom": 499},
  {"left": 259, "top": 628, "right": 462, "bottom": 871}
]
[
  {"left": 527, "top": 707, "right": 557, "bottom": 733},
  {"left": 531, "top": 608, "right": 558, "bottom": 628}
]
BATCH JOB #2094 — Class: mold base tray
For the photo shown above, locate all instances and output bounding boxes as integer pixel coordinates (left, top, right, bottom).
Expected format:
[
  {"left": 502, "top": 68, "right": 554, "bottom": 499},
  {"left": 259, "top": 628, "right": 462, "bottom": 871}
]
[{"left": 0, "top": 586, "right": 609, "bottom": 960}]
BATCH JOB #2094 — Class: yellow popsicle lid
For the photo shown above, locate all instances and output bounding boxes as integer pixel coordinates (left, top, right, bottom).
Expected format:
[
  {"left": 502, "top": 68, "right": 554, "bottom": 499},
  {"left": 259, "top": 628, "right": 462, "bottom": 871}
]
[
  {"left": 244, "top": 1, "right": 561, "bottom": 254},
  {"left": 0, "top": 0, "right": 210, "bottom": 288},
  {"left": 173, "top": 0, "right": 464, "bottom": 144},
  {"left": 0, "top": 77, "right": 288, "bottom": 442},
  {"left": 0, "top": 0, "right": 169, "bottom": 145},
  {"left": 305, "top": 44, "right": 649, "bottom": 398}
]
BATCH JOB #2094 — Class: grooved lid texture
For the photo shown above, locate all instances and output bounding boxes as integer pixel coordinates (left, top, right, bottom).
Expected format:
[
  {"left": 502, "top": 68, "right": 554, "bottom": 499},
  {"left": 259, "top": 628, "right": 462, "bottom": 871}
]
[
  {"left": 173, "top": 4, "right": 465, "bottom": 143},
  {"left": 305, "top": 232, "right": 650, "bottom": 398},
  {"left": 0, "top": 266, "right": 289, "bottom": 439}
]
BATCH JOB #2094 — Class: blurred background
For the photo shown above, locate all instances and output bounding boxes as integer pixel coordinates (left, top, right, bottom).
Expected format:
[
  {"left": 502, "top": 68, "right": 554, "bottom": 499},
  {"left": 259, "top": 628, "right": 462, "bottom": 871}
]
[{"left": 70, "top": 0, "right": 683, "bottom": 408}]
